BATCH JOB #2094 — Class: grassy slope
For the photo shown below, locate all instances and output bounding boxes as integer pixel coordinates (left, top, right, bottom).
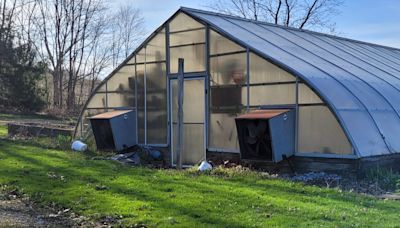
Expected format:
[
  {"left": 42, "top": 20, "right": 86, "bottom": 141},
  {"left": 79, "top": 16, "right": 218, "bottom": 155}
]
[
  {"left": 0, "top": 140, "right": 399, "bottom": 227},
  {"left": 0, "top": 125, "right": 6, "bottom": 137},
  {"left": 0, "top": 113, "right": 60, "bottom": 121}
]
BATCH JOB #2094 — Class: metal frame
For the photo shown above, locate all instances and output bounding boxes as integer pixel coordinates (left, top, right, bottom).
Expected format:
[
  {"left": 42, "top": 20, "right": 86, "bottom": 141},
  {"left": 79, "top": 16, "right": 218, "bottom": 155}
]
[
  {"left": 74, "top": 8, "right": 365, "bottom": 160},
  {"left": 182, "top": 8, "right": 358, "bottom": 157},
  {"left": 259, "top": 23, "right": 398, "bottom": 153},
  {"left": 209, "top": 50, "right": 247, "bottom": 58},
  {"left": 295, "top": 76, "right": 299, "bottom": 154},
  {"left": 205, "top": 25, "right": 210, "bottom": 158},
  {"left": 246, "top": 48, "right": 250, "bottom": 111},
  {"left": 208, "top": 148, "right": 240, "bottom": 153},
  {"left": 170, "top": 42, "right": 206, "bottom": 49},
  {"left": 295, "top": 152, "right": 357, "bottom": 159},
  {"left": 134, "top": 56, "right": 138, "bottom": 144}
]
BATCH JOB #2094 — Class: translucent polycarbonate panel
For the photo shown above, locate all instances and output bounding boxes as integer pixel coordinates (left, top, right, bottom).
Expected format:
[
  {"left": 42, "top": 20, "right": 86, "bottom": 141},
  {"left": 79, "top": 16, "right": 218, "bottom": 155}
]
[
  {"left": 210, "top": 85, "right": 247, "bottom": 112},
  {"left": 170, "top": 44, "right": 205, "bottom": 73},
  {"left": 126, "top": 55, "right": 135, "bottom": 64},
  {"left": 209, "top": 52, "right": 246, "bottom": 150},
  {"left": 210, "top": 53, "right": 247, "bottom": 112},
  {"left": 298, "top": 106, "right": 352, "bottom": 154},
  {"left": 189, "top": 11, "right": 361, "bottom": 108},
  {"left": 210, "top": 29, "right": 244, "bottom": 55},
  {"left": 339, "top": 109, "right": 390, "bottom": 157},
  {"left": 147, "top": 110, "right": 167, "bottom": 144},
  {"left": 106, "top": 65, "right": 135, "bottom": 92},
  {"left": 146, "top": 29, "right": 166, "bottom": 62},
  {"left": 107, "top": 92, "right": 135, "bottom": 108},
  {"left": 210, "top": 53, "right": 247, "bottom": 85},
  {"left": 76, "top": 108, "right": 110, "bottom": 140},
  {"left": 96, "top": 82, "right": 106, "bottom": 92},
  {"left": 75, "top": 111, "right": 91, "bottom": 139},
  {"left": 172, "top": 124, "right": 205, "bottom": 165},
  {"left": 171, "top": 79, "right": 205, "bottom": 123},
  {"left": 171, "top": 79, "right": 205, "bottom": 165},
  {"left": 298, "top": 83, "right": 323, "bottom": 104},
  {"left": 209, "top": 110, "right": 245, "bottom": 150},
  {"left": 136, "top": 48, "right": 146, "bottom": 63},
  {"left": 87, "top": 108, "right": 109, "bottom": 117},
  {"left": 368, "top": 110, "right": 400, "bottom": 153},
  {"left": 169, "top": 12, "right": 204, "bottom": 32},
  {"left": 249, "top": 84, "right": 296, "bottom": 106},
  {"left": 249, "top": 53, "right": 296, "bottom": 83},
  {"left": 136, "top": 64, "right": 145, "bottom": 144},
  {"left": 86, "top": 93, "right": 106, "bottom": 108},
  {"left": 146, "top": 62, "right": 167, "bottom": 144},
  {"left": 170, "top": 29, "right": 205, "bottom": 46}
]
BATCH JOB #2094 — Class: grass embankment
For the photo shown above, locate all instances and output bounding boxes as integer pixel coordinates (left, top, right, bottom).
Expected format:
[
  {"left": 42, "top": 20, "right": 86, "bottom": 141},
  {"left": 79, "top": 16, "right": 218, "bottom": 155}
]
[
  {"left": 0, "top": 112, "right": 60, "bottom": 121},
  {"left": 0, "top": 125, "right": 7, "bottom": 137},
  {"left": 0, "top": 139, "right": 400, "bottom": 227}
]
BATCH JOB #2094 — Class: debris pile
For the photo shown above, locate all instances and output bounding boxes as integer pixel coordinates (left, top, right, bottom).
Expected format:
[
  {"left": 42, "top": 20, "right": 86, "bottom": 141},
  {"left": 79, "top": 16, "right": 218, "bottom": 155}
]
[
  {"left": 109, "top": 146, "right": 163, "bottom": 167},
  {"left": 110, "top": 152, "right": 140, "bottom": 166}
]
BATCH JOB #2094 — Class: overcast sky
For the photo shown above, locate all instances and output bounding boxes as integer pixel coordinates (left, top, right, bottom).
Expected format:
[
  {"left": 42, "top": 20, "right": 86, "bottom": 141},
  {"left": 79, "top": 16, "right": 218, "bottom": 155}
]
[{"left": 111, "top": 0, "right": 400, "bottom": 48}]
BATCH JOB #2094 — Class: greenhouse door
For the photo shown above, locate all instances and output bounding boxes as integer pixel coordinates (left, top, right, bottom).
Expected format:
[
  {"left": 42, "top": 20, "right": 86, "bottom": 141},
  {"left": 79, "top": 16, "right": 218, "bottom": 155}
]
[{"left": 170, "top": 78, "right": 206, "bottom": 166}]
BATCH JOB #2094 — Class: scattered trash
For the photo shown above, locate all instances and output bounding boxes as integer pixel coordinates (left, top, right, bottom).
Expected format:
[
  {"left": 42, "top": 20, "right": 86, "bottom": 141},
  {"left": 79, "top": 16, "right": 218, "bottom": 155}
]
[
  {"left": 223, "top": 160, "right": 238, "bottom": 168},
  {"left": 95, "top": 185, "right": 109, "bottom": 191},
  {"left": 71, "top": 140, "right": 87, "bottom": 152},
  {"left": 140, "top": 146, "right": 162, "bottom": 161},
  {"left": 149, "top": 149, "right": 162, "bottom": 160},
  {"left": 198, "top": 161, "right": 212, "bottom": 172},
  {"left": 110, "top": 152, "right": 140, "bottom": 166}
]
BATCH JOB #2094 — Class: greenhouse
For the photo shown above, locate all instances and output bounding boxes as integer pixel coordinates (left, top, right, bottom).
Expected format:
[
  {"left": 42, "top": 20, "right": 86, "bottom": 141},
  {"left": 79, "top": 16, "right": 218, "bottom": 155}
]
[{"left": 75, "top": 7, "right": 400, "bottom": 171}]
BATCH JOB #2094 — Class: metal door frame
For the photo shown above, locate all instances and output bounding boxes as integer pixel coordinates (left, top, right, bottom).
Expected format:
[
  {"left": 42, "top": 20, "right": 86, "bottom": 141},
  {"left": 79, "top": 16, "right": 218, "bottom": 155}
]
[{"left": 169, "top": 76, "right": 206, "bottom": 166}]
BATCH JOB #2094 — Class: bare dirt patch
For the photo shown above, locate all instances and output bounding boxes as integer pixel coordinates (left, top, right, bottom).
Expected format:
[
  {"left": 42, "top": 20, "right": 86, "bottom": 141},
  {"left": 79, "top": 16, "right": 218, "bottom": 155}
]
[{"left": 0, "top": 197, "right": 76, "bottom": 227}]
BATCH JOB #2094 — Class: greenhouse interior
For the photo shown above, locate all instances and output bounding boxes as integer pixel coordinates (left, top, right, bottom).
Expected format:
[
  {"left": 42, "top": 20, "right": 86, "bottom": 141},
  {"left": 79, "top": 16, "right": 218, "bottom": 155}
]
[{"left": 75, "top": 7, "right": 400, "bottom": 171}]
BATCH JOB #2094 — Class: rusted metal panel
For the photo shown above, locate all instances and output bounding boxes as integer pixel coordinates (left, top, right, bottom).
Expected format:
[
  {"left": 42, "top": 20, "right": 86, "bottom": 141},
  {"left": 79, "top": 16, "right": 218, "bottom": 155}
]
[
  {"left": 236, "top": 109, "right": 290, "bottom": 120},
  {"left": 89, "top": 110, "right": 132, "bottom": 119}
]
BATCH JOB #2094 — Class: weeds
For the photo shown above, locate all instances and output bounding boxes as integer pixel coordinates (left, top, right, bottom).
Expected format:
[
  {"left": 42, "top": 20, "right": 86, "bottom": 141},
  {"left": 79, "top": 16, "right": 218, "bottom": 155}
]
[{"left": 365, "top": 167, "right": 400, "bottom": 192}]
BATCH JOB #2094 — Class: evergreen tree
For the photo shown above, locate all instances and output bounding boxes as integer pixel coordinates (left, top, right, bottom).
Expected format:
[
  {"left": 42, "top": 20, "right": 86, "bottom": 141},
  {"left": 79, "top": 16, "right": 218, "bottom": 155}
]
[{"left": 0, "top": 27, "right": 45, "bottom": 112}]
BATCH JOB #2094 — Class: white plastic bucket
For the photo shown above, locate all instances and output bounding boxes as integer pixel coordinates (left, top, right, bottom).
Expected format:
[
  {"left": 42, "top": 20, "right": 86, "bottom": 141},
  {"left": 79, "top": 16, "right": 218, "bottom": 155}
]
[
  {"left": 71, "top": 140, "right": 87, "bottom": 152},
  {"left": 198, "top": 161, "right": 212, "bottom": 171}
]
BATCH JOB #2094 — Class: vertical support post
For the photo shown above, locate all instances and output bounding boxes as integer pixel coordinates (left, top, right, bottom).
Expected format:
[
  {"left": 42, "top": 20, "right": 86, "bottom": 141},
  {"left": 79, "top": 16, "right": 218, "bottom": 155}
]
[
  {"left": 144, "top": 47, "right": 147, "bottom": 145},
  {"left": 166, "top": 24, "right": 171, "bottom": 150},
  {"left": 105, "top": 82, "right": 108, "bottom": 111},
  {"left": 176, "top": 58, "right": 185, "bottom": 169},
  {"left": 134, "top": 56, "right": 138, "bottom": 143},
  {"left": 295, "top": 76, "right": 299, "bottom": 154},
  {"left": 204, "top": 25, "right": 210, "bottom": 159},
  {"left": 246, "top": 48, "right": 250, "bottom": 112}
]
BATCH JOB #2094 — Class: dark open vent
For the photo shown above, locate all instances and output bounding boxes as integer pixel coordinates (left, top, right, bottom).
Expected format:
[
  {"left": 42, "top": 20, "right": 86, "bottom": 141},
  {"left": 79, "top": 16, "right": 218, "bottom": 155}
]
[{"left": 236, "top": 109, "right": 295, "bottom": 163}]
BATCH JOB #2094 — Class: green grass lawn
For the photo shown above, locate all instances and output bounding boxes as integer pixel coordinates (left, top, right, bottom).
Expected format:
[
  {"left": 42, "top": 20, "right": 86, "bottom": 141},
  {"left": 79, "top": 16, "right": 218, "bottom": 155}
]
[
  {"left": 0, "top": 139, "right": 399, "bottom": 227},
  {"left": 0, "top": 125, "right": 7, "bottom": 137},
  {"left": 0, "top": 112, "right": 60, "bottom": 121}
]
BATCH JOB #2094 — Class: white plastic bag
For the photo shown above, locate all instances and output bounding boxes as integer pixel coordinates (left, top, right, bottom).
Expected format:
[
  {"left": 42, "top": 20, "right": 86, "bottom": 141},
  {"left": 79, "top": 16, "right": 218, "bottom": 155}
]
[
  {"left": 198, "top": 161, "right": 212, "bottom": 171},
  {"left": 71, "top": 140, "right": 87, "bottom": 152}
]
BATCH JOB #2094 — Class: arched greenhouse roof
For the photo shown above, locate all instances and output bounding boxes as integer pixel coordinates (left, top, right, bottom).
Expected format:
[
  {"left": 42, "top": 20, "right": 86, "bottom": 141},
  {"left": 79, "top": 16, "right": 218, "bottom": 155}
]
[
  {"left": 180, "top": 7, "right": 400, "bottom": 158},
  {"left": 78, "top": 7, "right": 400, "bottom": 158}
]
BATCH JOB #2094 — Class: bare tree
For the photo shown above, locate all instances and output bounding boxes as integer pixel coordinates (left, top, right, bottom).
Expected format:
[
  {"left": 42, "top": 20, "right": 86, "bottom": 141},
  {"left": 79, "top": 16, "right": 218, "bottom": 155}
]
[
  {"left": 110, "top": 3, "right": 145, "bottom": 68},
  {"left": 34, "top": 0, "right": 108, "bottom": 110},
  {"left": 0, "top": 0, "right": 18, "bottom": 43},
  {"left": 4, "top": 0, "right": 145, "bottom": 113},
  {"left": 209, "top": 0, "right": 343, "bottom": 32}
]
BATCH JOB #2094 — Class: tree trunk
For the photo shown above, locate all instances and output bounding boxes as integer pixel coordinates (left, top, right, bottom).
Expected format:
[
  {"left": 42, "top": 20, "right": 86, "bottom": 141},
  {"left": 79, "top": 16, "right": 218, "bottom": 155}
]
[
  {"left": 66, "top": 74, "right": 75, "bottom": 111},
  {"left": 52, "top": 70, "right": 60, "bottom": 107}
]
